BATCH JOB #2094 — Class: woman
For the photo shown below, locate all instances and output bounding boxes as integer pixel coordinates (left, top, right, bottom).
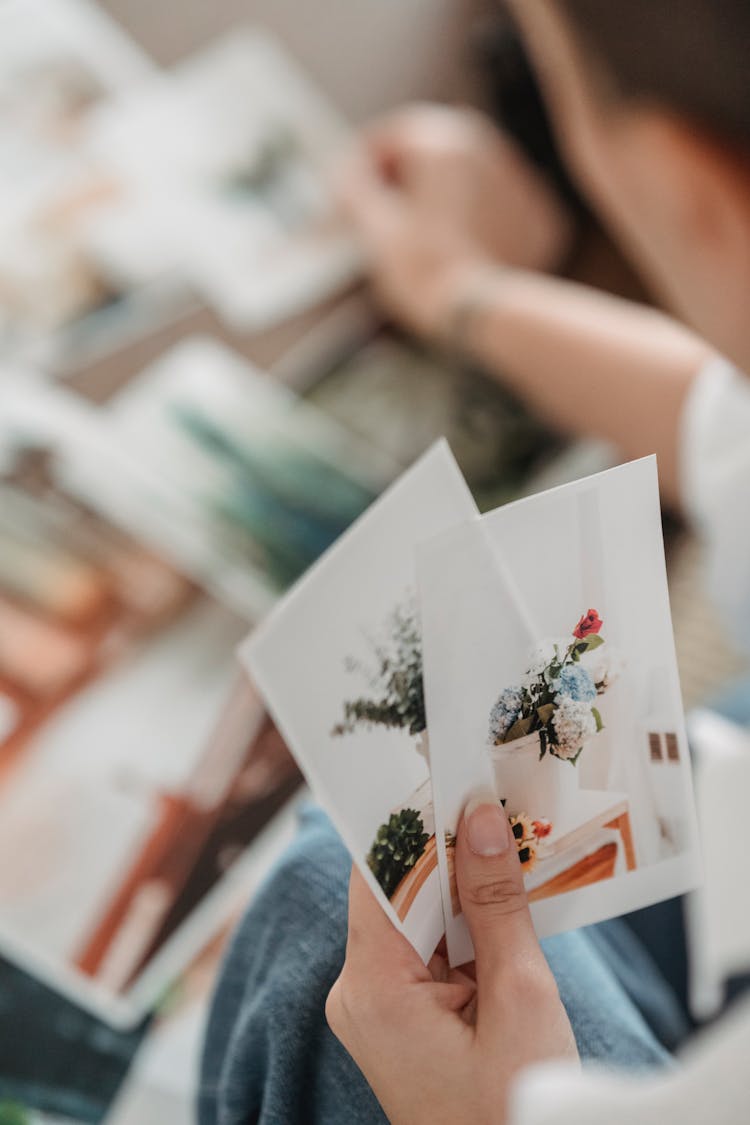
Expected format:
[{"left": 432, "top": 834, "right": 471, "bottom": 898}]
[{"left": 200, "top": 3, "right": 750, "bottom": 1122}]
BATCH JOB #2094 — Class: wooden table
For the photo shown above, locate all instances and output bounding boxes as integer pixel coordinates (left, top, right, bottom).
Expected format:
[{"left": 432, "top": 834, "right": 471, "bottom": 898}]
[
  {"left": 527, "top": 789, "right": 636, "bottom": 903},
  {"left": 394, "top": 789, "right": 637, "bottom": 923}
]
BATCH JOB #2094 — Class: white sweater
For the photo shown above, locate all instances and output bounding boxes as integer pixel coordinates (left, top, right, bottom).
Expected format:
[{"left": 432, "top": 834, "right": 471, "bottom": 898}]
[
  {"left": 511, "top": 357, "right": 750, "bottom": 1125},
  {"left": 512, "top": 995, "right": 750, "bottom": 1125}
]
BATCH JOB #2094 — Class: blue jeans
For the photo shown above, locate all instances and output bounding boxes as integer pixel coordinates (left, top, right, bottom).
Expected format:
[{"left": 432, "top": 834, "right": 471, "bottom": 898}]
[{"left": 198, "top": 804, "right": 689, "bottom": 1125}]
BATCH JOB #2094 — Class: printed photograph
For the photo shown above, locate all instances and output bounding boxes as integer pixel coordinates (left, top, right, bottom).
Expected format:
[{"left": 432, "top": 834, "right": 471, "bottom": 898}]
[
  {"left": 0, "top": 381, "right": 301, "bottom": 1022},
  {"left": 101, "top": 336, "right": 395, "bottom": 618},
  {"left": 84, "top": 30, "right": 362, "bottom": 330},
  {"left": 330, "top": 596, "right": 436, "bottom": 923},
  {"left": 0, "top": 0, "right": 161, "bottom": 362},
  {"left": 242, "top": 443, "right": 479, "bottom": 962},
  {"left": 417, "top": 457, "right": 701, "bottom": 966},
  {"left": 0, "top": 19, "right": 359, "bottom": 366}
]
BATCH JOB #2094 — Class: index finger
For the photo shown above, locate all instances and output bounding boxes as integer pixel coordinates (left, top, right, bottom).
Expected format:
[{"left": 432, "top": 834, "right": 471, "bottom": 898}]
[{"left": 346, "top": 864, "right": 432, "bottom": 983}]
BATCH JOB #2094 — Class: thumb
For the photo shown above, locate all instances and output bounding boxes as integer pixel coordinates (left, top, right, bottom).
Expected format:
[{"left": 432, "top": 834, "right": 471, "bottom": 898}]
[
  {"left": 455, "top": 788, "right": 541, "bottom": 1001},
  {"left": 333, "top": 144, "right": 401, "bottom": 247}
]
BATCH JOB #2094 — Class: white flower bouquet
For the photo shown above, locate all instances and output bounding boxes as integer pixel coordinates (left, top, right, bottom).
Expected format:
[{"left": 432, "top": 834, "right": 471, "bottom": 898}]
[{"left": 489, "top": 609, "right": 618, "bottom": 766}]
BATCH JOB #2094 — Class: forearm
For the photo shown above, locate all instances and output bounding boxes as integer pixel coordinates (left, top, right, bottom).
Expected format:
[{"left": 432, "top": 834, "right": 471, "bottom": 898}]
[{"left": 446, "top": 267, "right": 714, "bottom": 508}]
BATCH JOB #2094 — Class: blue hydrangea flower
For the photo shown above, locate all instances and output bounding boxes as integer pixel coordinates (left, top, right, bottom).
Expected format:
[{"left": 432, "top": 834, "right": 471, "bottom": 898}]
[
  {"left": 488, "top": 686, "right": 524, "bottom": 743},
  {"left": 557, "top": 664, "right": 597, "bottom": 704}
]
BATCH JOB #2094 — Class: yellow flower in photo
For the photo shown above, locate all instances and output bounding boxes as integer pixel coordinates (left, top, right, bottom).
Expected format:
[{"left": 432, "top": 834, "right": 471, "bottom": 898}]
[
  {"left": 517, "top": 838, "right": 538, "bottom": 872},
  {"left": 510, "top": 812, "right": 535, "bottom": 844}
]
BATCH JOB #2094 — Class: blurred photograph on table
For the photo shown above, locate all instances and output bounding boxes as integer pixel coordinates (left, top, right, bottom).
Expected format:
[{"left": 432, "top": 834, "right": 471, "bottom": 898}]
[
  {"left": 83, "top": 30, "right": 362, "bottom": 332},
  {"left": 0, "top": 378, "right": 307, "bottom": 1025},
  {"left": 76, "top": 335, "right": 395, "bottom": 618},
  {"left": 0, "top": 0, "right": 164, "bottom": 366},
  {"left": 0, "top": 11, "right": 365, "bottom": 373}
]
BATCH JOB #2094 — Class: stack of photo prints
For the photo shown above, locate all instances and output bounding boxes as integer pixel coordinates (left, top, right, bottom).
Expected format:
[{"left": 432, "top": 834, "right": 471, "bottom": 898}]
[{"left": 245, "top": 444, "right": 701, "bottom": 965}]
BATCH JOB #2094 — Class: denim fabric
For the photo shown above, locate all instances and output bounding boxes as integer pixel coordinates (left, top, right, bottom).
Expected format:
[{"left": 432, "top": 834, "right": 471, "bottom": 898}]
[
  {"left": 198, "top": 803, "right": 688, "bottom": 1125},
  {"left": 0, "top": 955, "right": 148, "bottom": 1123}
]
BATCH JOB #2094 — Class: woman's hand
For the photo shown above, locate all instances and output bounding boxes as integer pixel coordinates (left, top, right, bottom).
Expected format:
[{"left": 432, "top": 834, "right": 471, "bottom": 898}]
[
  {"left": 326, "top": 792, "right": 578, "bottom": 1125},
  {"left": 337, "top": 104, "right": 573, "bottom": 339}
]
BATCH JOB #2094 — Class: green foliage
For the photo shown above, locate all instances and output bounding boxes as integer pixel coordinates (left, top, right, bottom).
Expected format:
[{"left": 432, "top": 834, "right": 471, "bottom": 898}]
[
  {"left": 504, "top": 714, "right": 533, "bottom": 743},
  {"left": 367, "top": 809, "right": 429, "bottom": 898},
  {"left": 0, "top": 1103, "right": 29, "bottom": 1125},
  {"left": 333, "top": 601, "right": 425, "bottom": 737},
  {"left": 502, "top": 683, "right": 558, "bottom": 748},
  {"left": 570, "top": 634, "right": 604, "bottom": 662}
]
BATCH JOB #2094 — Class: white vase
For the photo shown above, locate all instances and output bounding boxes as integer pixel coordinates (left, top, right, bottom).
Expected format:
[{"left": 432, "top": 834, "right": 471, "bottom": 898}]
[{"left": 487, "top": 731, "right": 579, "bottom": 827}]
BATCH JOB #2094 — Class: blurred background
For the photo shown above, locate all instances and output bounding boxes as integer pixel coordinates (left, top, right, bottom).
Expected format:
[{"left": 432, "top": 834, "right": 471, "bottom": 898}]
[{"left": 0, "top": 2, "right": 746, "bottom": 1123}]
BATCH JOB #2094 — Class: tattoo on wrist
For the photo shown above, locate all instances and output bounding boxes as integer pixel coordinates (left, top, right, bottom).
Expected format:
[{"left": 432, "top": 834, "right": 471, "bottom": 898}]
[{"left": 442, "top": 269, "right": 504, "bottom": 360}]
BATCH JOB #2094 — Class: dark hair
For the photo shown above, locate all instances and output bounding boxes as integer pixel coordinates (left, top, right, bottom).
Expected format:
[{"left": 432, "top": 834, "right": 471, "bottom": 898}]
[
  {"left": 473, "top": 16, "right": 584, "bottom": 210},
  {"left": 558, "top": 1, "right": 750, "bottom": 148}
]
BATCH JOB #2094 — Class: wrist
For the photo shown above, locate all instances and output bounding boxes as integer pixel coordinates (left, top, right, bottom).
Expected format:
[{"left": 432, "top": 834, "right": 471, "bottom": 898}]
[{"left": 431, "top": 260, "right": 510, "bottom": 360}]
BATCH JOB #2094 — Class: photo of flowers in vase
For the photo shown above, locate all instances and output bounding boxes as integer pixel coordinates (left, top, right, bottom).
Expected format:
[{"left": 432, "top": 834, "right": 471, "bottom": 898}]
[
  {"left": 442, "top": 608, "right": 630, "bottom": 917},
  {"left": 418, "top": 457, "right": 700, "bottom": 965},
  {"left": 484, "top": 609, "right": 624, "bottom": 832},
  {"left": 489, "top": 608, "right": 611, "bottom": 764}
]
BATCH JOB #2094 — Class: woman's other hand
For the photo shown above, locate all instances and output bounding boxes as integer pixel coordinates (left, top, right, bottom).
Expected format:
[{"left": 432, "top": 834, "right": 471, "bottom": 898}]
[{"left": 337, "top": 105, "right": 573, "bottom": 338}]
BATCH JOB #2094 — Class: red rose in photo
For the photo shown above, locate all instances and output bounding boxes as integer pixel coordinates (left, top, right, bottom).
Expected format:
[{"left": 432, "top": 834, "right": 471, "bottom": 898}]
[{"left": 573, "top": 609, "right": 603, "bottom": 639}]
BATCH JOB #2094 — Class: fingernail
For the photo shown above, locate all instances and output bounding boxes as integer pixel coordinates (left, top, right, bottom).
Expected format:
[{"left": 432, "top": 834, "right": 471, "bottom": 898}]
[{"left": 464, "top": 788, "right": 511, "bottom": 856}]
